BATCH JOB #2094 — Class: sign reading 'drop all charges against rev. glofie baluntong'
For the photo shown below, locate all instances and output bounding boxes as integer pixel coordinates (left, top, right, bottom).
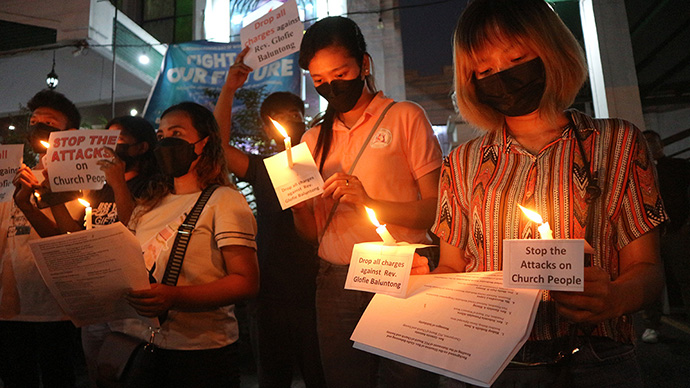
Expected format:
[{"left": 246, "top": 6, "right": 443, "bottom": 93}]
[{"left": 240, "top": 0, "right": 303, "bottom": 70}]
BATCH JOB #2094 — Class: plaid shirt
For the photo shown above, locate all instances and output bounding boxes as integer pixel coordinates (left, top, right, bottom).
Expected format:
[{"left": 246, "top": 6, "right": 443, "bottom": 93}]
[{"left": 432, "top": 110, "right": 666, "bottom": 342}]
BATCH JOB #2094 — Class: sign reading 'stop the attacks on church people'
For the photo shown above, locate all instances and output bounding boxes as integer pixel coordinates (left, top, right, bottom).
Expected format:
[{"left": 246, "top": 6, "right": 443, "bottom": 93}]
[
  {"left": 240, "top": 0, "right": 303, "bottom": 70},
  {"left": 45, "top": 130, "right": 120, "bottom": 192},
  {"left": 0, "top": 144, "right": 23, "bottom": 202},
  {"left": 502, "top": 239, "right": 585, "bottom": 292}
]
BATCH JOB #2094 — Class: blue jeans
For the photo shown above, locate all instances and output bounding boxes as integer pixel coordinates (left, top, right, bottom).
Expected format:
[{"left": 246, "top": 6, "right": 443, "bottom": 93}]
[
  {"left": 315, "top": 260, "right": 439, "bottom": 388},
  {"left": 446, "top": 336, "right": 642, "bottom": 388}
]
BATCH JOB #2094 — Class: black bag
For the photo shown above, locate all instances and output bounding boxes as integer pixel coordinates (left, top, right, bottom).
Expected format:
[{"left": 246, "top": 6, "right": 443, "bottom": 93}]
[
  {"left": 95, "top": 185, "right": 220, "bottom": 387},
  {"left": 95, "top": 331, "right": 156, "bottom": 388}
]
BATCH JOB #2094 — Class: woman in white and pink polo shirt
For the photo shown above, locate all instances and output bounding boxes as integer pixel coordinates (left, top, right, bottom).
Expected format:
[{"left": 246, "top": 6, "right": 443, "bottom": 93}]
[{"left": 291, "top": 16, "right": 443, "bottom": 388}]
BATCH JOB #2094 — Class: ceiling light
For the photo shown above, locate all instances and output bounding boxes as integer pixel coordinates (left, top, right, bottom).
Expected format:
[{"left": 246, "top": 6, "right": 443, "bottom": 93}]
[{"left": 46, "top": 51, "right": 59, "bottom": 89}]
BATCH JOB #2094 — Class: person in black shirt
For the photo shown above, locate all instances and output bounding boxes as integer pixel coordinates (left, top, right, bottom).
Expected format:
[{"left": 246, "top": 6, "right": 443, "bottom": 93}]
[
  {"left": 641, "top": 130, "right": 690, "bottom": 343},
  {"left": 213, "top": 48, "right": 325, "bottom": 388}
]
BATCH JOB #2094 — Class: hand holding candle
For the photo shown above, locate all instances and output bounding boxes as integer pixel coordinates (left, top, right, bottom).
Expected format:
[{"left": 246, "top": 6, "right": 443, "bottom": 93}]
[
  {"left": 365, "top": 207, "right": 396, "bottom": 245},
  {"left": 269, "top": 117, "right": 293, "bottom": 168},
  {"left": 518, "top": 204, "right": 553, "bottom": 239},
  {"left": 78, "top": 198, "right": 92, "bottom": 230}
]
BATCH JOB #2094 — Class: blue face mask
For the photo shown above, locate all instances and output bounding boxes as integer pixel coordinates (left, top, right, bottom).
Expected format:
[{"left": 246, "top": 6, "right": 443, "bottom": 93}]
[
  {"left": 474, "top": 57, "right": 546, "bottom": 117},
  {"left": 154, "top": 137, "right": 202, "bottom": 178}
]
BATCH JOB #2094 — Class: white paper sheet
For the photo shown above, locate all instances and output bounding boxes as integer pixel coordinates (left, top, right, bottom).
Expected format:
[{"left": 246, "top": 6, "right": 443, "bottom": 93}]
[
  {"left": 28, "top": 222, "right": 154, "bottom": 327},
  {"left": 351, "top": 271, "right": 541, "bottom": 387}
]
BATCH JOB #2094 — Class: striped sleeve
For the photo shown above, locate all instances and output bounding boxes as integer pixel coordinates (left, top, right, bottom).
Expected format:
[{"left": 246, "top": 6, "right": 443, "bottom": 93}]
[
  {"left": 212, "top": 187, "right": 257, "bottom": 250},
  {"left": 432, "top": 150, "right": 468, "bottom": 248},
  {"left": 612, "top": 123, "right": 667, "bottom": 250}
]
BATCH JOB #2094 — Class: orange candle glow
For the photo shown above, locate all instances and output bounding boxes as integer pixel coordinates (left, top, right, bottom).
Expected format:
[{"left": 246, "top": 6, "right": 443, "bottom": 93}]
[
  {"left": 518, "top": 204, "right": 553, "bottom": 239},
  {"left": 269, "top": 117, "right": 293, "bottom": 168},
  {"left": 78, "top": 198, "right": 92, "bottom": 230},
  {"left": 365, "top": 207, "right": 396, "bottom": 245}
]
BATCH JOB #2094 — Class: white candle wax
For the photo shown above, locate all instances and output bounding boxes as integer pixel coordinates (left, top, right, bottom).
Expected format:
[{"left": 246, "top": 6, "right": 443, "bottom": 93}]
[
  {"left": 85, "top": 206, "right": 92, "bottom": 230},
  {"left": 284, "top": 136, "right": 293, "bottom": 168},
  {"left": 376, "top": 225, "right": 396, "bottom": 245},
  {"left": 538, "top": 222, "right": 553, "bottom": 239}
]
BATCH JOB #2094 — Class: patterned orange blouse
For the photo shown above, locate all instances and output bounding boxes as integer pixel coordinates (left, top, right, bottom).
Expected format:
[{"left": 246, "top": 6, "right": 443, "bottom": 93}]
[{"left": 432, "top": 110, "right": 666, "bottom": 342}]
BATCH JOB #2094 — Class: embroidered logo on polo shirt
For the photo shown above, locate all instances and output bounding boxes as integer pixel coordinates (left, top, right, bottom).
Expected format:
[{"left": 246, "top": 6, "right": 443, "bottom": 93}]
[{"left": 370, "top": 128, "right": 392, "bottom": 148}]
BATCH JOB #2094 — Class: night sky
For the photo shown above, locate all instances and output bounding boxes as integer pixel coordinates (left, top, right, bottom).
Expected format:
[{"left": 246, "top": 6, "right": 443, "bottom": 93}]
[{"left": 399, "top": 0, "right": 468, "bottom": 76}]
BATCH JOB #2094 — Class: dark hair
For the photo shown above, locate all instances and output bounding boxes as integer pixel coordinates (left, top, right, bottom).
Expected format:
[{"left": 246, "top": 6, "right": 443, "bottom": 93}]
[
  {"left": 259, "top": 92, "right": 304, "bottom": 125},
  {"left": 106, "top": 116, "right": 158, "bottom": 178},
  {"left": 136, "top": 102, "right": 231, "bottom": 216},
  {"left": 27, "top": 89, "right": 81, "bottom": 130},
  {"left": 299, "top": 16, "right": 373, "bottom": 172}
]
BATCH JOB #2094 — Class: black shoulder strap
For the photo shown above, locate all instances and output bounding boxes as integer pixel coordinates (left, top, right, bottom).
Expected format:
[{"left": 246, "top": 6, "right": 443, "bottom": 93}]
[{"left": 161, "top": 185, "right": 219, "bottom": 286}]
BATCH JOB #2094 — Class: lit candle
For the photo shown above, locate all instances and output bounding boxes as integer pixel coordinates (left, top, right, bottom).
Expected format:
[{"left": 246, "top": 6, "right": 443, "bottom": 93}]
[
  {"left": 269, "top": 117, "right": 293, "bottom": 168},
  {"left": 78, "top": 198, "right": 92, "bottom": 230},
  {"left": 39, "top": 140, "right": 50, "bottom": 149},
  {"left": 518, "top": 204, "right": 553, "bottom": 239},
  {"left": 365, "top": 207, "right": 396, "bottom": 245}
]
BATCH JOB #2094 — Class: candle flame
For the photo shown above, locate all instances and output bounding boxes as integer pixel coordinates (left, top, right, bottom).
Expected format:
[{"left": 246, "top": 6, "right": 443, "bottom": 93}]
[
  {"left": 34, "top": 192, "right": 41, "bottom": 200},
  {"left": 518, "top": 204, "right": 543, "bottom": 224},
  {"left": 39, "top": 140, "right": 50, "bottom": 148},
  {"left": 78, "top": 198, "right": 90, "bottom": 207},
  {"left": 269, "top": 117, "right": 289, "bottom": 139},
  {"left": 365, "top": 207, "right": 382, "bottom": 228}
]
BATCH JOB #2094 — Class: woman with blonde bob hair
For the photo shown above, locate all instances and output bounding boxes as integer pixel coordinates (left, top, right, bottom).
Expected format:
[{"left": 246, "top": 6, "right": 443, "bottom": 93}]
[
  {"left": 423, "top": 0, "right": 666, "bottom": 386},
  {"left": 453, "top": 0, "right": 587, "bottom": 131}
]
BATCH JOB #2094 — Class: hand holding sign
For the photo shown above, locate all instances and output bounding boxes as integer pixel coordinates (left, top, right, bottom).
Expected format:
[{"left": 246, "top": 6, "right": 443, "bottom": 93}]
[{"left": 550, "top": 266, "right": 617, "bottom": 324}]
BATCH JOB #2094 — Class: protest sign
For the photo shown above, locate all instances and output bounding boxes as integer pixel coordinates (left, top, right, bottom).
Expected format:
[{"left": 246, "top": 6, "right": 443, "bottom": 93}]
[
  {"left": 0, "top": 144, "right": 23, "bottom": 202},
  {"left": 240, "top": 0, "right": 303, "bottom": 70},
  {"left": 345, "top": 242, "right": 435, "bottom": 297},
  {"left": 503, "top": 239, "right": 585, "bottom": 291},
  {"left": 45, "top": 130, "right": 119, "bottom": 192},
  {"left": 263, "top": 142, "right": 324, "bottom": 209}
]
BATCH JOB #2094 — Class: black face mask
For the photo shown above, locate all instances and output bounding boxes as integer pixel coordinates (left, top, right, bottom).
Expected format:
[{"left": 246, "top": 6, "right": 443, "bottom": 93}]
[
  {"left": 474, "top": 57, "right": 546, "bottom": 117},
  {"left": 28, "top": 122, "right": 62, "bottom": 153},
  {"left": 280, "top": 120, "right": 307, "bottom": 141},
  {"left": 153, "top": 137, "right": 201, "bottom": 178},
  {"left": 115, "top": 143, "right": 136, "bottom": 169},
  {"left": 315, "top": 77, "right": 365, "bottom": 113}
]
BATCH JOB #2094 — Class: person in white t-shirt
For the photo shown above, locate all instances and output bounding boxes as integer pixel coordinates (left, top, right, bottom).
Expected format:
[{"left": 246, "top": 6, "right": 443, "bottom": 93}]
[
  {"left": 3, "top": 89, "right": 82, "bottom": 388},
  {"left": 114, "top": 101, "right": 259, "bottom": 388}
]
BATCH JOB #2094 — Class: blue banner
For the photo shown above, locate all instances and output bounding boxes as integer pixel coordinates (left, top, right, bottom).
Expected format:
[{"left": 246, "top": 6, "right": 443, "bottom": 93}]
[{"left": 143, "top": 40, "right": 300, "bottom": 124}]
